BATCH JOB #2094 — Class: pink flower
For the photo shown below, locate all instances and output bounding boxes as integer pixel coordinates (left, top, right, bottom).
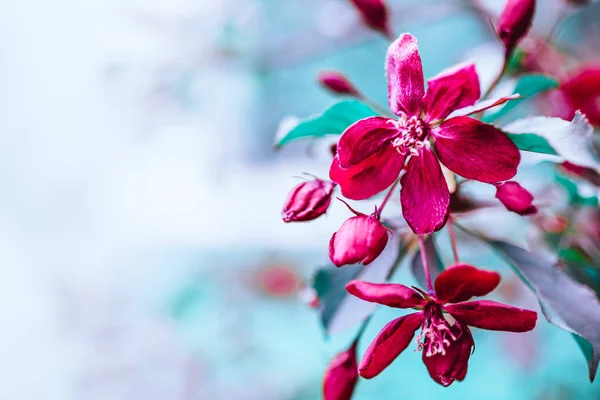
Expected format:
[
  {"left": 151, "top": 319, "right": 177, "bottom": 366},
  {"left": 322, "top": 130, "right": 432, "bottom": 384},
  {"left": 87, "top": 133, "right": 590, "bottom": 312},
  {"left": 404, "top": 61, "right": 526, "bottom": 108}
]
[
  {"left": 346, "top": 264, "right": 537, "bottom": 386},
  {"left": 553, "top": 65, "right": 600, "bottom": 127},
  {"left": 349, "top": 0, "right": 393, "bottom": 39},
  {"left": 322, "top": 342, "right": 359, "bottom": 400},
  {"left": 319, "top": 71, "right": 361, "bottom": 97},
  {"left": 282, "top": 179, "right": 336, "bottom": 222},
  {"left": 497, "top": 0, "right": 536, "bottom": 57},
  {"left": 495, "top": 181, "right": 537, "bottom": 215},
  {"left": 330, "top": 33, "right": 520, "bottom": 234},
  {"left": 329, "top": 204, "right": 389, "bottom": 267}
]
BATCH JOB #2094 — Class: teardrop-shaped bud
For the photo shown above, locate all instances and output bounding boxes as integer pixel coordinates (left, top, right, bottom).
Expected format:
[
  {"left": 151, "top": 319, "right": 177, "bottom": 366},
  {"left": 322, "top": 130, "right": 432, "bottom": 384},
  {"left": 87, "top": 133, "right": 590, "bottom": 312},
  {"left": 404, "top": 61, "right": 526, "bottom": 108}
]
[
  {"left": 329, "top": 213, "right": 389, "bottom": 267},
  {"left": 318, "top": 71, "right": 361, "bottom": 97},
  {"left": 348, "top": 0, "right": 393, "bottom": 39},
  {"left": 323, "top": 342, "right": 359, "bottom": 400},
  {"left": 282, "top": 179, "right": 336, "bottom": 222},
  {"left": 497, "top": 0, "right": 536, "bottom": 57},
  {"left": 495, "top": 181, "right": 537, "bottom": 215}
]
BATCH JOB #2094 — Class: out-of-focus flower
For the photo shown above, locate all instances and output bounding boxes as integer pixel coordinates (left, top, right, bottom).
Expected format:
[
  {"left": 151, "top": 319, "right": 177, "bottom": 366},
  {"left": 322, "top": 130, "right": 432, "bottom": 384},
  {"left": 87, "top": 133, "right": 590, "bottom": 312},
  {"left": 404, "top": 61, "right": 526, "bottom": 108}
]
[
  {"left": 348, "top": 0, "right": 393, "bottom": 39},
  {"left": 322, "top": 341, "right": 359, "bottom": 400},
  {"left": 256, "top": 264, "right": 301, "bottom": 298},
  {"left": 495, "top": 181, "right": 537, "bottom": 215},
  {"left": 330, "top": 33, "right": 520, "bottom": 234},
  {"left": 552, "top": 65, "right": 600, "bottom": 127},
  {"left": 565, "top": 0, "right": 590, "bottom": 5},
  {"left": 329, "top": 203, "right": 389, "bottom": 267},
  {"left": 497, "top": 0, "right": 536, "bottom": 57},
  {"left": 282, "top": 179, "right": 336, "bottom": 222},
  {"left": 318, "top": 71, "right": 361, "bottom": 97},
  {"left": 347, "top": 264, "right": 537, "bottom": 386}
]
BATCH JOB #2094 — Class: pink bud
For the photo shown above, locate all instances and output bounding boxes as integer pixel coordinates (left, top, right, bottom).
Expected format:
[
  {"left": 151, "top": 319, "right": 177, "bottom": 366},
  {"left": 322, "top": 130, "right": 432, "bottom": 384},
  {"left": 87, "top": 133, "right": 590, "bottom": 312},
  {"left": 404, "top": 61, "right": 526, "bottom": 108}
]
[
  {"left": 322, "top": 342, "right": 359, "bottom": 400},
  {"left": 282, "top": 179, "right": 336, "bottom": 223},
  {"left": 329, "top": 213, "right": 389, "bottom": 267},
  {"left": 497, "top": 0, "right": 535, "bottom": 56},
  {"left": 318, "top": 71, "right": 360, "bottom": 97},
  {"left": 495, "top": 181, "right": 537, "bottom": 216},
  {"left": 348, "top": 0, "right": 393, "bottom": 39}
]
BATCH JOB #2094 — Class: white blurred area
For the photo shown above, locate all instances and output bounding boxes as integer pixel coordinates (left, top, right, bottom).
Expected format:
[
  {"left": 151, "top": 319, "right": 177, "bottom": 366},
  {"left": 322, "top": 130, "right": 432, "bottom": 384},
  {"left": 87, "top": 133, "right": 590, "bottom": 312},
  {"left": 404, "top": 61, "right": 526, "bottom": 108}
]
[{"left": 0, "top": 0, "right": 353, "bottom": 399}]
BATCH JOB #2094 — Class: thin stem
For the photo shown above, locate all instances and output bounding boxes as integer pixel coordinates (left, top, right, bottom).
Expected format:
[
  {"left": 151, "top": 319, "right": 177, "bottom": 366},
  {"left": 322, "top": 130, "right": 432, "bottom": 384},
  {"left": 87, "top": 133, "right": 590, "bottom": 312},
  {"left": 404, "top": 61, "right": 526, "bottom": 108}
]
[
  {"left": 447, "top": 218, "right": 460, "bottom": 263},
  {"left": 377, "top": 178, "right": 400, "bottom": 218},
  {"left": 482, "top": 57, "right": 509, "bottom": 100},
  {"left": 362, "top": 96, "right": 396, "bottom": 119},
  {"left": 418, "top": 235, "right": 434, "bottom": 294}
]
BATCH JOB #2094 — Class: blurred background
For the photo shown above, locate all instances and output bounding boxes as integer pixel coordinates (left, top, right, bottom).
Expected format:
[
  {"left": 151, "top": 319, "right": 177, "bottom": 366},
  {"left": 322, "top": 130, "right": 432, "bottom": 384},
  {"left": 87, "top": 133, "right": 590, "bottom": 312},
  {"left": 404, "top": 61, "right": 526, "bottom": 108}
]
[{"left": 1, "top": 0, "right": 600, "bottom": 399}]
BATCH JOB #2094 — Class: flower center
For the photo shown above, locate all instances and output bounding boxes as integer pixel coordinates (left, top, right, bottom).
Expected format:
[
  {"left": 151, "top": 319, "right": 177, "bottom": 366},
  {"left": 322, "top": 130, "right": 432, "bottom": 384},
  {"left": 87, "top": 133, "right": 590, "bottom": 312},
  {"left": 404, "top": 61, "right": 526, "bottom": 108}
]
[
  {"left": 415, "top": 303, "right": 459, "bottom": 357},
  {"left": 389, "top": 115, "right": 429, "bottom": 156}
]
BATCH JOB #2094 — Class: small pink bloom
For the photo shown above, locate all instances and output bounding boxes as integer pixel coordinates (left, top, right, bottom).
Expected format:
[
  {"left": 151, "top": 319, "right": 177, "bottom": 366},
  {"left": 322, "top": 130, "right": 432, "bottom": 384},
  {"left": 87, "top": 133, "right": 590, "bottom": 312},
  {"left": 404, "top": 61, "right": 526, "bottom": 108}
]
[
  {"left": 319, "top": 71, "right": 360, "bottom": 97},
  {"left": 497, "top": 0, "right": 536, "bottom": 57},
  {"left": 323, "top": 342, "right": 359, "bottom": 400},
  {"left": 349, "top": 0, "right": 393, "bottom": 39},
  {"left": 495, "top": 181, "right": 537, "bottom": 215},
  {"left": 347, "top": 264, "right": 537, "bottom": 386},
  {"left": 330, "top": 33, "right": 520, "bottom": 234},
  {"left": 329, "top": 206, "right": 389, "bottom": 267},
  {"left": 282, "top": 179, "right": 336, "bottom": 222},
  {"left": 553, "top": 65, "right": 600, "bottom": 127}
]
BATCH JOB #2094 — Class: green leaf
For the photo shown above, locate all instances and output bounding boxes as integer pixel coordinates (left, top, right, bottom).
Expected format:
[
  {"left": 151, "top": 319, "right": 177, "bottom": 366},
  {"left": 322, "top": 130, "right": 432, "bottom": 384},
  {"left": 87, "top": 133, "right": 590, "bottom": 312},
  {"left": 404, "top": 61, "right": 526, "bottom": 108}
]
[
  {"left": 411, "top": 234, "right": 444, "bottom": 288},
  {"left": 483, "top": 74, "right": 559, "bottom": 123},
  {"left": 503, "top": 112, "right": 600, "bottom": 173},
  {"left": 555, "top": 171, "right": 599, "bottom": 206},
  {"left": 505, "top": 133, "right": 558, "bottom": 155},
  {"left": 488, "top": 240, "right": 600, "bottom": 382},
  {"left": 312, "top": 239, "right": 409, "bottom": 335},
  {"left": 273, "top": 99, "right": 377, "bottom": 149}
]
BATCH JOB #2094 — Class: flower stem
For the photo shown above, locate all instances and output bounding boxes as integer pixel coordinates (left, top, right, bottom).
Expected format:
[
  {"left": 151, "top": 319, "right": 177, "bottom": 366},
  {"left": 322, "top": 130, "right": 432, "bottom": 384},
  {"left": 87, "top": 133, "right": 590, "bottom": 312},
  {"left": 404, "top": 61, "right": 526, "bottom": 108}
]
[
  {"left": 362, "top": 96, "right": 396, "bottom": 119},
  {"left": 448, "top": 218, "right": 460, "bottom": 263},
  {"left": 418, "top": 235, "right": 434, "bottom": 294},
  {"left": 482, "top": 56, "right": 509, "bottom": 100},
  {"left": 377, "top": 178, "right": 400, "bottom": 218}
]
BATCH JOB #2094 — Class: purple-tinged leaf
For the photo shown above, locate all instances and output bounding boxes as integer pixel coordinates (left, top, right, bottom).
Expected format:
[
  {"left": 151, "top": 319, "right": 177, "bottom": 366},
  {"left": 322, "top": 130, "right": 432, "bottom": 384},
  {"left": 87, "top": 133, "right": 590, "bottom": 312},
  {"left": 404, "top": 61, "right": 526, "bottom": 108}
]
[{"left": 489, "top": 240, "right": 600, "bottom": 382}]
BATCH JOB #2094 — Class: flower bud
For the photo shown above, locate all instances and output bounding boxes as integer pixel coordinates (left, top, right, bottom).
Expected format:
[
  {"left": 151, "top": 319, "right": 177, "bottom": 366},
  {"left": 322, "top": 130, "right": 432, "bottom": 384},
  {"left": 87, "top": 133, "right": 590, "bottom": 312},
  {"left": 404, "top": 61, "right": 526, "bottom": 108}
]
[
  {"left": 322, "top": 342, "right": 359, "bottom": 400},
  {"left": 282, "top": 179, "right": 336, "bottom": 223},
  {"left": 348, "top": 0, "right": 393, "bottom": 39},
  {"left": 318, "top": 71, "right": 360, "bottom": 97},
  {"left": 495, "top": 181, "right": 537, "bottom": 215},
  {"left": 497, "top": 0, "right": 535, "bottom": 57},
  {"left": 329, "top": 213, "right": 389, "bottom": 267}
]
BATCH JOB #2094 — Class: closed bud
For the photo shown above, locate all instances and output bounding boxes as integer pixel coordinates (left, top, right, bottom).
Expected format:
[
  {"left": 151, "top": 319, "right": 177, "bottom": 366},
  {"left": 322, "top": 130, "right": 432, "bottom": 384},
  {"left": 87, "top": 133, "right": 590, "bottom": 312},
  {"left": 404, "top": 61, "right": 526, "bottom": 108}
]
[
  {"left": 322, "top": 342, "right": 359, "bottom": 400},
  {"left": 348, "top": 0, "right": 393, "bottom": 39},
  {"left": 329, "top": 212, "right": 389, "bottom": 267},
  {"left": 495, "top": 181, "right": 537, "bottom": 216},
  {"left": 318, "top": 71, "right": 360, "bottom": 97},
  {"left": 497, "top": 0, "right": 535, "bottom": 57},
  {"left": 282, "top": 179, "right": 336, "bottom": 223}
]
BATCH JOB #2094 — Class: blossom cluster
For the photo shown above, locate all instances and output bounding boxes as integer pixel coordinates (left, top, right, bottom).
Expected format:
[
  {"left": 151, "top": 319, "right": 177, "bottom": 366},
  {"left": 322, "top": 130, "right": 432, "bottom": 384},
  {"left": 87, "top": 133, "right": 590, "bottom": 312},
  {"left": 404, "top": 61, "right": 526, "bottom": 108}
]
[{"left": 277, "top": 0, "right": 600, "bottom": 398}]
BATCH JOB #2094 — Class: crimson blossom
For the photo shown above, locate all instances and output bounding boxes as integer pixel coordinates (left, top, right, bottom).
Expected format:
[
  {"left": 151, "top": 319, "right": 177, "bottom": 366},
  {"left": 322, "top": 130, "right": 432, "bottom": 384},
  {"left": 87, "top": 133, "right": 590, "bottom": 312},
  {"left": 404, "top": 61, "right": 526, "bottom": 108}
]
[
  {"left": 330, "top": 33, "right": 521, "bottom": 234},
  {"left": 346, "top": 264, "right": 537, "bottom": 386}
]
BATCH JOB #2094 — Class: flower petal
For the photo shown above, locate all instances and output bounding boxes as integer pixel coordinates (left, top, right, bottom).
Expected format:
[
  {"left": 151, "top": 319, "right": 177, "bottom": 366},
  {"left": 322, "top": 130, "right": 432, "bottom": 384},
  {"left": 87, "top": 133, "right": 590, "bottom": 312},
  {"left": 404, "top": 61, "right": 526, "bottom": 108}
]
[
  {"left": 445, "top": 300, "right": 537, "bottom": 332},
  {"left": 330, "top": 149, "right": 403, "bottom": 200},
  {"left": 434, "top": 264, "right": 501, "bottom": 304},
  {"left": 448, "top": 94, "right": 520, "bottom": 119},
  {"left": 386, "top": 33, "right": 424, "bottom": 116},
  {"left": 422, "top": 63, "right": 481, "bottom": 122},
  {"left": 422, "top": 324, "right": 474, "bottom": 387},
  {"left": 337, "top": 117, "right": 399, "bottom": 168},
  {"left": 400, "top": 148, "right": 450, "bottom": 234},
  {"left": 433, "top": 117, "right": 520, "bottom": 183},
  {"left": 359, "top": 312, "right": 423, "bottom": 379},
  {"left": 346, "top": 280, "right": 425, "bottom": 308}
]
